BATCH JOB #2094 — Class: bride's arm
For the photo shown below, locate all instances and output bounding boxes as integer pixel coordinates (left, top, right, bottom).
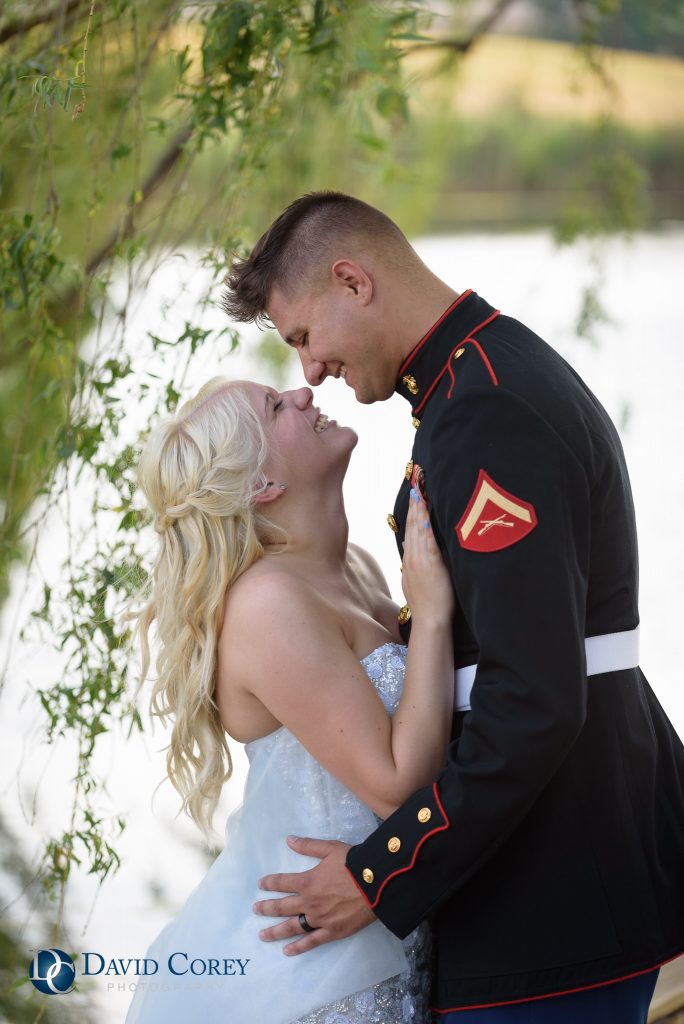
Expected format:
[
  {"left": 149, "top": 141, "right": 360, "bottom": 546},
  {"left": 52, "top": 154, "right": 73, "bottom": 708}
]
[{"left": 216, "top": 490, "right": 454, "bottom": 820}]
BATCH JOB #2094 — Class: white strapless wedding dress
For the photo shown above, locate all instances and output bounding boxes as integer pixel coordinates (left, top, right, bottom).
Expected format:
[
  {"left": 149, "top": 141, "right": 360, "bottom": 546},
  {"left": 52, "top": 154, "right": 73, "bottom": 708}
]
[{"left": 125, "top": 642, "right": 433, "bottom": 1024}]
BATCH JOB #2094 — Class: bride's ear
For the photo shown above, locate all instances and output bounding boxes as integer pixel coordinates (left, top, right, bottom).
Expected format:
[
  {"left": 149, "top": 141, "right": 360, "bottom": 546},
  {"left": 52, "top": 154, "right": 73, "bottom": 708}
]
[{"left": 254, "top": 481, "right": 288, "bottom": 505}]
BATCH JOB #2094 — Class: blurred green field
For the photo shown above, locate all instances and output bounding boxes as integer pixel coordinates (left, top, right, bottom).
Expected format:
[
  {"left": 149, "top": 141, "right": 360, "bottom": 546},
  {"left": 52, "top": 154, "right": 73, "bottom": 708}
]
[{"left": 409, "top": 34, "right": 684, "bottom": 128}]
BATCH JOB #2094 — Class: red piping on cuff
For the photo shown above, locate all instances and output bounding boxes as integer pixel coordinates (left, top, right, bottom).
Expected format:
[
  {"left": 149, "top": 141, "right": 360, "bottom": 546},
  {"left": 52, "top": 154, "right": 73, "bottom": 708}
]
[
  {"left": 430, "top": 950, "right": 684, "bottom": 1014},
  {"left": 367, "top": 781, "right": 451, "bottom": 911},
  {"left": 398, "top": 290, "right": 473, "bottom": 380}
]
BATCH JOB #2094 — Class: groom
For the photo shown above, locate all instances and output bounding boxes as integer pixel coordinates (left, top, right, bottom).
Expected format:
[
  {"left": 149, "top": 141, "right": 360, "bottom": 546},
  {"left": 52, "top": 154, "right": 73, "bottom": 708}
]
[{"left": 222, "top": 192, "right": 684, "bottom": 1022}]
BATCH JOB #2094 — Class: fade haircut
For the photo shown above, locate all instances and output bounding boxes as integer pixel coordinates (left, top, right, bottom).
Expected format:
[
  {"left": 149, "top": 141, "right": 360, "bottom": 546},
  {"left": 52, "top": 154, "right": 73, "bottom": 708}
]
[{"left": 221, "top": 191, "right": 415, "bottom": 327}]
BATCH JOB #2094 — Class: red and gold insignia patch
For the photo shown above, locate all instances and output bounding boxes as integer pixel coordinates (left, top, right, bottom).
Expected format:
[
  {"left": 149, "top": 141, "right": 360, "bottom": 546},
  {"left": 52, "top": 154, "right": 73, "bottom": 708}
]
[{"left": 456, "top": 469, "right": 537, "bottom": 552}]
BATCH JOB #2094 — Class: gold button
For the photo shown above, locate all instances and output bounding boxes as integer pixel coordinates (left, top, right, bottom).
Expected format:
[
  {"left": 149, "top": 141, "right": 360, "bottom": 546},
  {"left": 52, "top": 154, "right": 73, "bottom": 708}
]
[
  {"left": 454, "top": 347, "right": 466, "bottom": 359},
  {"left": 411, "top": 417, "right": 421, "bottom": 429},
  {"left": 398, "top": 604, "right": 411, "bottom": 625},
  {"left": 387, "top": 514, "right": 398, "bottom": 533},
  {"left": 405, "top": 460, "right": 414, "bottom": 481},
  {"left": 387, "top": 837, "right": 401, "bottom": 853},
  {"left": 362, "top": 868, "right": 375, "bottom": 884},
  {"left": 417, "top": 807, "right": 432, "bottom": 824},
  {"left": 402, "top": 374, "right": 419, "bottom": 396}
]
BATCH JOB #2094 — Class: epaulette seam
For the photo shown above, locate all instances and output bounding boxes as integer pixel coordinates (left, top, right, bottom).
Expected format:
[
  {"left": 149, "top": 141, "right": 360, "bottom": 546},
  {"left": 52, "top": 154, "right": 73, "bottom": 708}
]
[{"left": 413, "top": 310, "right": 500, "bottom": 416}]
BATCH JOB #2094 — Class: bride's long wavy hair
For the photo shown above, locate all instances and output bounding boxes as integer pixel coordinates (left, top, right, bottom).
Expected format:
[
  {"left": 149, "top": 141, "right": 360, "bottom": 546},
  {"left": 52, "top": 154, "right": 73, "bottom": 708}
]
[{"left": 132, "top": 377, "right": 278, "bottom": 839}]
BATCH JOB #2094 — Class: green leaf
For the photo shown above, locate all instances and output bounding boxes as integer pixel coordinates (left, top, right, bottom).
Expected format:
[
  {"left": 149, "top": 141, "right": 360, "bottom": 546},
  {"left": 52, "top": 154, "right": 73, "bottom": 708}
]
[{"left": 111, "top": 142, "right": 131, "bottom": 162}]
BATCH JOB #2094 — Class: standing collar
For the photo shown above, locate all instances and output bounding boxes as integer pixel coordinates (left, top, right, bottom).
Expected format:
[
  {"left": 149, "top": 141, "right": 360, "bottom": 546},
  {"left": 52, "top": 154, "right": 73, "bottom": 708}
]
[{"left": 394, "top": 289, "right": 498, "bottom": 416}]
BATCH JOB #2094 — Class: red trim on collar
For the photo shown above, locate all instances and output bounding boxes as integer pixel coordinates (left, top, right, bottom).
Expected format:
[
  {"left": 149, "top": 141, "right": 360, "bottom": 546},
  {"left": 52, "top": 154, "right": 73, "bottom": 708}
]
[
  {"left": 430, "top": 952, "right": 681, "bottom": 1014},
  {"left": 412, "top": 309, "right": 500, "bottom": 417},
  {"left": 397, "top": 290, "right": 473, "bottom": 380}
]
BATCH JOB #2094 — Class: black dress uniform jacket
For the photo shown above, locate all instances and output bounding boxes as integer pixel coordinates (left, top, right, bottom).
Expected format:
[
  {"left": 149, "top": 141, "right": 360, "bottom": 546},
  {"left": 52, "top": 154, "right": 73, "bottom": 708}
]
[{"left": 345, "top": 290, "right": 684, "bottom": 1013}]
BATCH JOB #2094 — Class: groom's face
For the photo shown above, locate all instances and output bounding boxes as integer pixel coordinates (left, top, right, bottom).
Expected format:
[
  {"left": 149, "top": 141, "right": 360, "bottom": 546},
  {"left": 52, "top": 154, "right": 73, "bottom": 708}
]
[{"left": 267, "top": 270, "right": 397, "bottom": 405}]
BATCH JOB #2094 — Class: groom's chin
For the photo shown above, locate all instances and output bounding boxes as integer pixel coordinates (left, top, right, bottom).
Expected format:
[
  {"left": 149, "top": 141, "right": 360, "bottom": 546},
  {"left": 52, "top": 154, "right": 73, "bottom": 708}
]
[{"left": 354, "top": 384, "right": 392, "bottom": 405}]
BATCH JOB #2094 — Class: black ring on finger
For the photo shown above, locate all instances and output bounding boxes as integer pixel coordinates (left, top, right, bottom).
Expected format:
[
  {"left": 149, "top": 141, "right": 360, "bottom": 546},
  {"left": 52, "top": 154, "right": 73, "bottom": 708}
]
[{"left": 298, "top": 913, "right": 317, "bottom": 933}]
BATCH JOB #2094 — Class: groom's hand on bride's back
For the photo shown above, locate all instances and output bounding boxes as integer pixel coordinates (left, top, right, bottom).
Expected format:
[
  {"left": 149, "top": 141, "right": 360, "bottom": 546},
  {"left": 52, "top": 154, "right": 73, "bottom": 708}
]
[{"left": 253, "top": 836, "right": 376, "bottom": 955}]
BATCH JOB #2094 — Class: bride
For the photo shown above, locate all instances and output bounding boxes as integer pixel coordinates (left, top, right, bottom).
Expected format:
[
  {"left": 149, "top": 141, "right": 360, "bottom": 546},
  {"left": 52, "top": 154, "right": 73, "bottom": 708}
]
[{"left": 125, "top": 376, "right": 455, "bottom": 1023}]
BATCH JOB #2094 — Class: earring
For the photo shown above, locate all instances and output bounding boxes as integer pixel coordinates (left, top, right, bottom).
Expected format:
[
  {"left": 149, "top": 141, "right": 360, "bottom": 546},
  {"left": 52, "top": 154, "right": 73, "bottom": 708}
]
[{"left": 267, "top": 481, "right": 288, "bottom": 491}]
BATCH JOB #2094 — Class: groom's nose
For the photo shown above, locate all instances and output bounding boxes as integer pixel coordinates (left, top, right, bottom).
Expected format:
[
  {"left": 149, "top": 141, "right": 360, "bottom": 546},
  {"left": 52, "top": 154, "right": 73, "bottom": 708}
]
[{"left": 301, "top": 353, "right": 327, "bottom": 387}]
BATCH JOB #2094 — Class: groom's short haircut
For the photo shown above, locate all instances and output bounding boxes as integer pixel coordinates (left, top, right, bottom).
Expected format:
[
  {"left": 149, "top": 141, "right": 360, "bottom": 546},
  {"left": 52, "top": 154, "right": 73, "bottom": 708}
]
[{"left": 221, "top": 191, "right": 414, "bottom": 327}]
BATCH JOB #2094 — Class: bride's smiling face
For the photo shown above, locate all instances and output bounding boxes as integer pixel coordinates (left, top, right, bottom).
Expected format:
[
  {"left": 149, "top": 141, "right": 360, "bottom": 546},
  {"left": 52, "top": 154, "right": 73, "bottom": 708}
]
[{"left": 237, "top": 381, "right": 358, "bottom": 484}]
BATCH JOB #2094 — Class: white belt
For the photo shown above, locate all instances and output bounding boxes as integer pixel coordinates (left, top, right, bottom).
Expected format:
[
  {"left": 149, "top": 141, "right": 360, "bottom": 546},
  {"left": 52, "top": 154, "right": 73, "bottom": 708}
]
[{"left": 454, "top": 626, "right": 640, "bottom": 712}]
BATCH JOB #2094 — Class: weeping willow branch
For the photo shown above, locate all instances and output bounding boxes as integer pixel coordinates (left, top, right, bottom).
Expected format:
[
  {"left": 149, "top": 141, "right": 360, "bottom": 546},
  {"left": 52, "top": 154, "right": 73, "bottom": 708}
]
[
  {"left": 403, "top": 0, "right": 517, "bottom": 55},
  {"left": 84, "top": 123, "right": 193, "bottom": 278}
]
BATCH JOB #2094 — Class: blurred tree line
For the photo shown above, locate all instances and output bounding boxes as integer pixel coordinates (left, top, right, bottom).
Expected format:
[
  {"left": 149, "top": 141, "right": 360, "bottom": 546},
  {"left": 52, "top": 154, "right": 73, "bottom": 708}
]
[
  {"left": 0, "top": 1, "right": 682, "bottom": 1018},
  {"left": 520, "top": 0, "right": 684, "bottom": 56}
]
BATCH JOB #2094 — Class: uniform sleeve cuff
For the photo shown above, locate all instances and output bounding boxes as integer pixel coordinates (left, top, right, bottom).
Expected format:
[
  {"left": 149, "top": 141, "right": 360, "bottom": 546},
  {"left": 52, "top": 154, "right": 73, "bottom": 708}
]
[{"left": 345, "top": 781, "right": 450, "bottom": 910}]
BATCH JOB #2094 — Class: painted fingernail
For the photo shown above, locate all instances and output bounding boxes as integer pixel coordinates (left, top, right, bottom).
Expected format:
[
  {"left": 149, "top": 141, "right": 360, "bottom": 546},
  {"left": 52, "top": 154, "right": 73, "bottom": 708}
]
[{"left": 424, "top": 520, "right": 430, "bottom": 528}]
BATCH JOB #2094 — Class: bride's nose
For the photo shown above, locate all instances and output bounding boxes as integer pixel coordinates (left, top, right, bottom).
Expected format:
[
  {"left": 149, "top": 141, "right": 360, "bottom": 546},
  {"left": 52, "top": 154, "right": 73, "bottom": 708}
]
[{"left": 291, "top": 387, "right": 313, "bottom": 409}]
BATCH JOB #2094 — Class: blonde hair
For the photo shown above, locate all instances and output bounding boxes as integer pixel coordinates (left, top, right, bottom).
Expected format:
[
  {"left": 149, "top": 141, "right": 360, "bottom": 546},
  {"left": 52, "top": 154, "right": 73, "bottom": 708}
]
[{"left": 133, "top": 377, "right": 277, "bottom": 839}]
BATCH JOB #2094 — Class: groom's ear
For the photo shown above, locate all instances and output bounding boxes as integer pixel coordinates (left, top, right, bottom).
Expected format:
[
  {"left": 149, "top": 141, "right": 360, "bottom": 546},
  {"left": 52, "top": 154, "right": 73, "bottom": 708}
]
[{"left": 330, "top": 259, "right": 373, "bottom": 304}]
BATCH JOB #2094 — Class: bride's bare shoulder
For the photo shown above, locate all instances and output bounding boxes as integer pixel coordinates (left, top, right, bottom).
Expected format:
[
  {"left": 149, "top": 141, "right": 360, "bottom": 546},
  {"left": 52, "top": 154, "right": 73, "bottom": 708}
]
[
  {"left": 225, "top": 559, "right": 297, "bottom": 601},
  {"left": 226, "top": 558, "right": 318, "bottom": 603},
  {"left": 220, "top": 561, "right": 328, "bottom": 654}
]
